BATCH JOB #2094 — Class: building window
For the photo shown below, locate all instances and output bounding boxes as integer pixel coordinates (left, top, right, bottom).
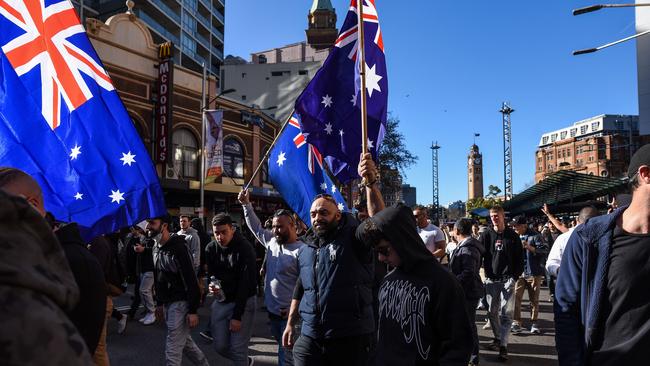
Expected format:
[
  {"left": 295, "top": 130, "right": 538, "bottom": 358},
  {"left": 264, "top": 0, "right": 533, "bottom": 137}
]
[
  {"left": 181, "top": 32, "right": 196, "bottom": 54},
  {"left": 183, "top": 0, "right": 198, "bottom": 11},
  {"left": 580, "top": 125, "right": 588, "bottom": 135},
  {"left": 299, "top": 70, "right": 308, "bottom": 75},
  {"left": 591, "top": 121, "right": 600, "bottom": 132},
  {"left": 567, "top": 149, "right": 571, "bottom": 157},
  {"left": 261, "top": 146, "right": 270, "bottom": 184},
  {"left": 172, "top": 129, "right": 198, "bottom": 179},
  {"left": 560, "top": 131, "right": 567, "bottom": 140},
  {"left": 570, "top": 128, "right": 577, "bottom": 137},
  {"left": 181, "top": 11, "right": 197, "bottom": 32},
  {"left": 271, "top": 70, "right": 291, "bottom": 77},
  {"left": 241, "top": 95, "right": 247, "bottom": 101},
  {"left": 542, "top": 136, "right": 549, "bottom": 145},
  {"left": 241, "top": 73, "right": 246, "bottom": 78},
  {"left": 551, "top": 134, "right": 557, "bottom": 142},
  {"left": 224, "top": 138, "right": 244, "bottom": 179}
]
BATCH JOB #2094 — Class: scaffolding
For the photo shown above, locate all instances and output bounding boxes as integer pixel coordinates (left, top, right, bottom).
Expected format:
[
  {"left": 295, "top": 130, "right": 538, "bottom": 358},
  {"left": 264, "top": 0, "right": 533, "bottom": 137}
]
[
  {"left": 500, "top": 102, "right": 514, "bottom": 200},
  {"left": 430, "top": 141, "right": 441, "bottom": 223}
]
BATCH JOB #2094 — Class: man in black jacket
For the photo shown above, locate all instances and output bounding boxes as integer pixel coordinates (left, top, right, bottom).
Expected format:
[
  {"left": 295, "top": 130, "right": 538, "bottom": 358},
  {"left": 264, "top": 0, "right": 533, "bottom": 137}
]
[
  {"left": 450, "top": 218, "right": 485, "bottom": 366},
  {"left": 149, "top": 215, "right": 208, "bottom": 366},
  {"left": 357, "top": 204, "right": 473, "bottom": 365},
  {"left": 480, "top": 206, "right": 524, "bottom": 362},
  {"left": 0, "top": 167, "right": 106, "bottom": 355},
  {"left": 205, "top": 213, "right": 257, "bottom": 366},
  {"left": 282, "top": 153, "right": 384, "bottom": 366}
]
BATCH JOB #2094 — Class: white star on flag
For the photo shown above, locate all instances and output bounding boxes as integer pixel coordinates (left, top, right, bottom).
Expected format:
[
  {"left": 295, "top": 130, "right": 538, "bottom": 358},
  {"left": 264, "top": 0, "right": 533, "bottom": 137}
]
[
  {"left": 276, "top": 152, "right": 287, "bottom": 167},
  {"left": 351, "top": 93, "right": 357, "bottom": 106},
  {"left": 109, "top": 189, "right": 125, "bottom": 204},
  {"left": 331, "top": 185, "right": 337, "bottom": 193},
  {"left": 337, "top": 203, "right": 344, "bottom": 211},
  {"left": 320, "top": 182, "right": 328, "bottom": 191},
  {"left": 321, "top": 94, "right": 333, "bottom": 108},
  {"left": 69, "top": 144, "right": 82, "bottom": 160},
  {"left": 367, "top": 139, "right": 374, "bottom": 149},
  {"left": 365, "top": 63, "right": 383, "bottom": 98},
  {"left": 120, "top": 151, "right": 136, "bottom": 166},
  {"left": 74, "top": 192, "right": 83, "bottom": 200},
  {"left": 324, "top": 123, "right": 333, "bottom": 135},
  {"left": 339, "top": 129, "right": 345, "bottom": 137}
]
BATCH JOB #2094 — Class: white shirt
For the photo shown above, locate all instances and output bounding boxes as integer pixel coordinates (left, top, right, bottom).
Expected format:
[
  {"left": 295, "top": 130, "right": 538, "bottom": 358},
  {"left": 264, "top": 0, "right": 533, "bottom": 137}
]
[
  {"left": 418, "top": 223, "right": 445, "bottom": 256},
  {"left": 545, "top": 226, "right": 576, "bottom": 277}
]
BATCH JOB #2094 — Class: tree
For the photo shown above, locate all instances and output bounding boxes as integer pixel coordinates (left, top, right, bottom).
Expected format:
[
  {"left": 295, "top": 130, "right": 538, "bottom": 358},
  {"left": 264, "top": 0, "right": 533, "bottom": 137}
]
[
  {"left": 487, "top": 184, "right": 502, "bottom": 198},
  {"left": 466, "top": 196, "right": 500, "bottom": 212},
  {"left": 377, "top": 113, "right": 418, "bottom": 192}
]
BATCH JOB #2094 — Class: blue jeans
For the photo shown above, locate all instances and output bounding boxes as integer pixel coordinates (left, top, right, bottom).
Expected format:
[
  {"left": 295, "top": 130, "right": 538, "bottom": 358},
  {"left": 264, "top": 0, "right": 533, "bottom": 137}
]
[
  {"left": 211, "top": 296, "right": 256, "bottom": 366},
  {"left": 269, "top": 315, "right": 294, "bottom": 366},
  {"left": 485, "top": 278, "right": 516, "bottom": 347}
]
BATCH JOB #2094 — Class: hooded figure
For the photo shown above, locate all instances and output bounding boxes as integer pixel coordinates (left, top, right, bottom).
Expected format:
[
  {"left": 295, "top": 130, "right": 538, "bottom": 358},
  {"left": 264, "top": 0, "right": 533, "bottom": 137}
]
[{"left": 357, "top": 204, "right": 473, "bottom": 366}]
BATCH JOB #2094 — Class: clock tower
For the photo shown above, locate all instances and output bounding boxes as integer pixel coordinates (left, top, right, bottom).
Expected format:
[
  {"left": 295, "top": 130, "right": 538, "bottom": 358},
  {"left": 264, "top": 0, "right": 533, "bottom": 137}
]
[{"left": 468, "top": 144, "right": 484, "bottom": 200}]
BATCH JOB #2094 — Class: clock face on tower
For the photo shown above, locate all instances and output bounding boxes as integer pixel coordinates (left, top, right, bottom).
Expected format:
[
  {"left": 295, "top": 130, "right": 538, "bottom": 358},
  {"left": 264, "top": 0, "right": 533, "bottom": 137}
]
[{"left": 474, "top": 157, "right": 481, "bottom": 165}]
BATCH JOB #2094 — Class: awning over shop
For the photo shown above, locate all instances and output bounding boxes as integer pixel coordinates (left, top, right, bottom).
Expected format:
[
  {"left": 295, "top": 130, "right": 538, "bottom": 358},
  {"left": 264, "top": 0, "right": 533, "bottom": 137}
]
[{"left": 503, "top": 171, "right": 628, "bottom": 215}]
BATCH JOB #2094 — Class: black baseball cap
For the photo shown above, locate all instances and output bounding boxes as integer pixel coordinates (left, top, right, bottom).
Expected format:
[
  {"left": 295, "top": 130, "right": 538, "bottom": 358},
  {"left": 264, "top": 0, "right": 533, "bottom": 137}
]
[
  {"left": 628, "top": 144, "right": 650, "bottom": 178},
  {"left": 511, "top": 216, "right": 527, "bottom": 226}
]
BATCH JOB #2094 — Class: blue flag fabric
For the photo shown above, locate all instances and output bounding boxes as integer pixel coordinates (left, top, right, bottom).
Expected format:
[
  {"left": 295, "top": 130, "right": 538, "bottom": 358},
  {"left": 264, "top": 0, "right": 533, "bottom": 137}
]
[
  {"left": 295, "top": 0, "right": 388, "bottom": 183},
  {"left": 269, "top": 113, "right": 348, "bottom": 227},
  {"left": 0, "top": 0, "right": 166, "bottom": 239}
]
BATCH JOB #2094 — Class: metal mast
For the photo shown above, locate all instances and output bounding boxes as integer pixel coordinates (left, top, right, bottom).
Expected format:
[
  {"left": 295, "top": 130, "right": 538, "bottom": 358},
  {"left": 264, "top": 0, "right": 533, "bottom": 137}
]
[
  {"left": 430, "top": 141, "right": 440, "bottom": 224},
  {"left": 500, "top": 102, "right": 514, "bottom": 201}
]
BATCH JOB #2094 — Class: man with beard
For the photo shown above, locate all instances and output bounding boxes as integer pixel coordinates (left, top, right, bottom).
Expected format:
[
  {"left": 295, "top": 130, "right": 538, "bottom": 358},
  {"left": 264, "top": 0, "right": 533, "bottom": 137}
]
[
  {"left": 149, "top": 216, "right": 208, "bottom": 366},
  {"left": 177, "top": 215, "right": 201, "bottom": 274},
  {"left": 357, "top": 204, "right": 473, "bottom": 365},
  {"left": 205, "top": 213, "right": 258, "bottom": 365},
  {"left": 282, "top": 153, "right": 384, "bottom": 366},
  {"left": 239, "top": 190, "right": 304, "bottom": 366}
]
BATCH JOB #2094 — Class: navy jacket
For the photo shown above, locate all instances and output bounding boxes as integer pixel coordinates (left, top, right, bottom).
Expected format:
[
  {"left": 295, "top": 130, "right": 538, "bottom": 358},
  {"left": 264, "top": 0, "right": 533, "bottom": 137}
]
[
  {"left": 521, "top": 230, "right": 549, "bottom": 277},
  {"left": 449, "top": 237, "right": 485, "bottom": 300},
  {"left": 295, "top": 213, "right": 374, "bottom": 339},
  {"left": 555, "top": 207, "right": 623, "bottom": 366}
]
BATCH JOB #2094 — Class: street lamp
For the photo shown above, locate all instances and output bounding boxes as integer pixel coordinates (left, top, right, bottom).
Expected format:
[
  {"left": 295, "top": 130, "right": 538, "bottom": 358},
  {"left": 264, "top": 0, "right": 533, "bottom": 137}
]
[
  {"left": 573, "top": 3, "right": 650, "bottom": 55},
  {"left": 205, "top": 88, "right": 237, "bottom": 109}
]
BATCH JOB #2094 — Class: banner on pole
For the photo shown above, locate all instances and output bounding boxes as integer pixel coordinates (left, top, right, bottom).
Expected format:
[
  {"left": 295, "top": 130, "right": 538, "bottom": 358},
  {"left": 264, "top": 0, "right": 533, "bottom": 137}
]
[{"left": 204, "top": 109, "right": 224, "bottom": 183}]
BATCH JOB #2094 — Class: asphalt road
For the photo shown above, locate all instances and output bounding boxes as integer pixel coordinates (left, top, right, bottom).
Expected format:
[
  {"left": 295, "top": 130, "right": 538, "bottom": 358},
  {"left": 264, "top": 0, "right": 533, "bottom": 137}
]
[{"left": 107, "top": 287, "right": 558, "bottom": 365}]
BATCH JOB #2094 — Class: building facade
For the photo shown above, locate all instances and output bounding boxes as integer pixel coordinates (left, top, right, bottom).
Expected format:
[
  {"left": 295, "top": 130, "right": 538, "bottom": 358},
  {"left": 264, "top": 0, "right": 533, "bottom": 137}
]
[
  {"left": 401, "top": 184, "right": 417, "bottom": 207},
  {"left": 87, "top": 12, "right": 282, "bottom": 224},
  {"left": 468, "top": 144, "right": 484, "bottom": 200},
  {"left": 72, "top": 0, "right": 225, "bottom": 75},
  {"left": 535, "top": 114, "right": 650, "bottom": 182}
]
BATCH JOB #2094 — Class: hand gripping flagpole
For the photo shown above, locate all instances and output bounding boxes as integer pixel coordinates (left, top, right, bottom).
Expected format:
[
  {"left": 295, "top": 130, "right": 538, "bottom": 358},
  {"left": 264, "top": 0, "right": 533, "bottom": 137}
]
[{"left": 243, "top": 113, "right": 294, "bottom": 191}]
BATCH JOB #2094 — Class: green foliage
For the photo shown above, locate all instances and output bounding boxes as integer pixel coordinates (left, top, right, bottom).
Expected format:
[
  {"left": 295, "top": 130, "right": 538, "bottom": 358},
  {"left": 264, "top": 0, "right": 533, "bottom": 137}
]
[
  {"left": 487, "top": 184, "right": 502, "bottom": 197},
  {"left": 378, "top": 113, "right": 418, "bottom": 191},
  {"left": 466, "top": 196, "right": 501, "bottom": 212}
]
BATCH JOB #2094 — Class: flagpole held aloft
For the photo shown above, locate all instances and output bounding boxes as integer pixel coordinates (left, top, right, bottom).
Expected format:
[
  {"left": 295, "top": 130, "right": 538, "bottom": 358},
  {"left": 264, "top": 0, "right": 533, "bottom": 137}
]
[
  {"left": 357, "top": 0, "right": 369, "bottom": 155},
  {"left": 243, "top": 113, "right": 294, "bottom": 191}
]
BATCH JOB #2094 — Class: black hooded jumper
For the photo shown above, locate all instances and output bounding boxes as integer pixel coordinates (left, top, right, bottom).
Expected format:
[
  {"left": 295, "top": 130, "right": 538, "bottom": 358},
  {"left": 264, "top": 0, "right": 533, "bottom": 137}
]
[{"left": 357, "top": 205, "right": 473, "bottom": 366}]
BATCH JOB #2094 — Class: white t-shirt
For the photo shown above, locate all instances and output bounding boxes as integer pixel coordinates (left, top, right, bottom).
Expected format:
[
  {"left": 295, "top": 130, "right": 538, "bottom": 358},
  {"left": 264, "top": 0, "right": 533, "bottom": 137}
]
[
  {"left": 546, "top": 227, "right": 576, "bottom": 277},
  {"left": 418, "top": 223, "right": 445, "bottom": 255}
]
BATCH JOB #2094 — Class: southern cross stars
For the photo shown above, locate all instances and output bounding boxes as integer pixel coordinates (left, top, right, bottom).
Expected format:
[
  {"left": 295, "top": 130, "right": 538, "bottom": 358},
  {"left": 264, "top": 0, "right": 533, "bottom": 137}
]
[
  {"left": 351, "top": 93, "right": 357, "bottom": 106},
  {"left": 69, "top": 144, "right": 81, "bottom": 160},
  {"left": 74, "top": 192, "right": 83, "bottom": 200},
  {"left": 339, "top": 129, "right": 345, "bottom": 137},
  {"left": 320, "top": 182, "right": 328, "bottom": 191},
  {"left": 337, "top": 203, "right": 344, "bottom": 211},
  {"left": 276, "top": 152, "right": 287, "bottom": 167},
  {"left": 120, "top": 151, "right": 136, "bottom": 166},
  {"left": 365, "top": 63, "right": 383, "bottom": 98},
  {"left": 109, "top": 189, "right": 125, "bottom": 204},
  {"left": 331, "top": 185, "right": 337, "bottom": 193},
  {"left": 324, "top": 123, "right": 333, "bottom": 135},
  {"left": 321, "top": 94, "right": 333, "bottom": 108}
]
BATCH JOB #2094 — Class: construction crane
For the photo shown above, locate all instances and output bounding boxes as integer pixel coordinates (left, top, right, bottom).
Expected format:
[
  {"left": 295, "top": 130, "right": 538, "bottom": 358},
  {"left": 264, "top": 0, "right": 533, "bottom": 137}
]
[
  {"left": 430, "top": 141, "right": 441, "bottom": 223},
  {"left": 500, "top": 102, "right": 514, "bottom": 201}
]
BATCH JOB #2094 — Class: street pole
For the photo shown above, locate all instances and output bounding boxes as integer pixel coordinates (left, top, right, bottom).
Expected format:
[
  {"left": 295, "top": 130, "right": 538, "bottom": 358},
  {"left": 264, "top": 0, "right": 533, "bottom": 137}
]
[{"left": 199, "top": 62, "right": 207, "bottom": 222}]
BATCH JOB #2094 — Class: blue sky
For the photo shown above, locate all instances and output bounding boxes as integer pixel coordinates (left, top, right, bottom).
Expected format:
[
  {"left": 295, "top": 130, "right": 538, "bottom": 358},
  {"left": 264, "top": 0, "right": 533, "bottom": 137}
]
[{"left": 225, "top": 1, "right": 639, "bottom": 206}]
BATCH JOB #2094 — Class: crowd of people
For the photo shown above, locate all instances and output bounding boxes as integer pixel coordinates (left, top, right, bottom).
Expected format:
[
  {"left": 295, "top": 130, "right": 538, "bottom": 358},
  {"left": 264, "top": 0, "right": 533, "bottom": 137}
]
[{"left": 1, "top": 145, "right": 650, "bottom": 366}]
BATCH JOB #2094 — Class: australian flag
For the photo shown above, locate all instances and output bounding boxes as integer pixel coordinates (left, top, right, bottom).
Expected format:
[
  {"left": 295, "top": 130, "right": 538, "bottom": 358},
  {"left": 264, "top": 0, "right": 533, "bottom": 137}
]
[
  {"left": 269, "top": 113, "right": 348, "bottom": 227},
  {"left": 295, "top": 0, "right": 388, "bottom": 183},
  {"left": 0, "top": 0, "right": 166, "bottom": 239}
]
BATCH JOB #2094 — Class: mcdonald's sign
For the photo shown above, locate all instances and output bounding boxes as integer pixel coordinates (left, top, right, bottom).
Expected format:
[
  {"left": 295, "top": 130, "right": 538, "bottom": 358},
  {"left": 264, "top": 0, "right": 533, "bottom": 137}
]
[{"left": 159, "top": 41, "right": 173, "bottom": 59}]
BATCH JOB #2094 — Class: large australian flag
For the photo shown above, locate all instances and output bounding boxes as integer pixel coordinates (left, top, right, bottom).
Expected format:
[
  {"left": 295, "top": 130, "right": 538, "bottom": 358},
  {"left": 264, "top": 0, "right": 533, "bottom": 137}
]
[
  {"left": 269, "top": 113, "right": 348, "bottom": 227},
  {"left": 295, "top": 0, "right": 388, "bottom": 183},
  {"left": 0, "top": 0, "right": 166, "bottom": 239}
]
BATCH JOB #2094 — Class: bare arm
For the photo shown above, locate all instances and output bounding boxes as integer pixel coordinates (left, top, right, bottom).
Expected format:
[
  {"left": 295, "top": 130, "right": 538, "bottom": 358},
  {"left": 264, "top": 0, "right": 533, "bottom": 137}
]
[
  {"left": 359, "top": 153, "right": 385, "bottom": 216},
  {"left": 432, "top": 240, "right": 447, "bottom": 259},
  {"left": 542, "top": 204, "right": 569, "bottom": 233}
]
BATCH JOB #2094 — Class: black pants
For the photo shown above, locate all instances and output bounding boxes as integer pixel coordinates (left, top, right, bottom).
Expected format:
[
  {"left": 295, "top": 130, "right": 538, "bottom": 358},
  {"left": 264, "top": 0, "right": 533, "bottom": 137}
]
[
  {"left": 465, "top": 299, "right": 480, "bottom": 365},
  {"left": 128, "top": 273, "right": 141, "bottom": 317},
  {"left": 293, "top": 333, "right": 372, "bottom": 366}
]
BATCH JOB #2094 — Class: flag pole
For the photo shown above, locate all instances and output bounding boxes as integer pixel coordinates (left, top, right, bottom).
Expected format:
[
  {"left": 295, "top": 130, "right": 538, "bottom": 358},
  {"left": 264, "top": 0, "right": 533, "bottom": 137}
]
[
  {"left": 243, "top": 113, "right": 294, "bottom": 191},
  {"left": 199, "top": 62, "right": 207, "bottom": 221},
  {"left": 357, "top": 0, "right": 369, "bottom": 155}
]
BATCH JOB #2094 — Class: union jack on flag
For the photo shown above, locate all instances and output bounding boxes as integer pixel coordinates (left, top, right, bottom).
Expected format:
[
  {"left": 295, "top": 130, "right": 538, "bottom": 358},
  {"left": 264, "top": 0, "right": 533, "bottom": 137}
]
[
  {"left": 0, "top": 0, "right": 165, "bottom": 239},
  {"left": 295, "top": 0, "right": 388, "bottom": 183},
  {"left": 269, "top": 112, "right": 347, "bottom": 227}
]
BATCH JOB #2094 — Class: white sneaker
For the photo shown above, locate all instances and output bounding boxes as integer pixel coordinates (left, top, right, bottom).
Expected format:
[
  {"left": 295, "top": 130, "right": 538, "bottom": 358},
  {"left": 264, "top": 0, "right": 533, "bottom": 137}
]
[
  {"left": 482, "top": 321, "right": 491, "bottom": 330},
  {"left": 142, "top": 312, "right": 156, "bottom": 325},
  {"left": 117, "top": 315, "right": 127, "bottom": 334},
  {"left": 530, "top": 323, "right": 541, "bottom": 334}
]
